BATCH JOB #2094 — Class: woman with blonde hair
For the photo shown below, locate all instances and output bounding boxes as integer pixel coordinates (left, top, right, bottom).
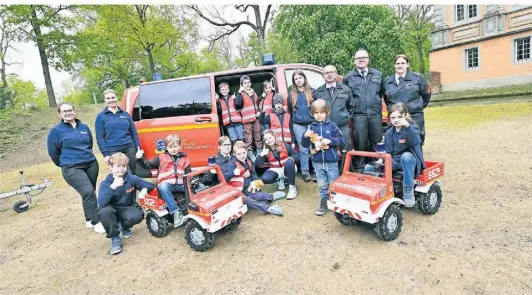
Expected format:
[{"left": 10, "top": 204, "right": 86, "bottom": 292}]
[{"left": 95, "top": 88, "right": 141, "bottom": 173}]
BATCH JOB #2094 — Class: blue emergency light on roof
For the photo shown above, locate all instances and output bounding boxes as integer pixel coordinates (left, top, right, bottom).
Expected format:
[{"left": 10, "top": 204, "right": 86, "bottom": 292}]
[
  {"left": 152, "top": 72, "right": 163, "bottom": 81},
  {"left": 262, "top": 53, "right": 276, "bottom": 66}
]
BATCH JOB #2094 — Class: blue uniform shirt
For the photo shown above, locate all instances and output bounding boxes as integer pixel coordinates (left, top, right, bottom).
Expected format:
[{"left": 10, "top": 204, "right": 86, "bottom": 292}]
[
  {"left": 95, "top": 107, "right": 140, "bottom": 156},
  {"left": 47, "top": 119, "right": 96, "bottom": 167}
]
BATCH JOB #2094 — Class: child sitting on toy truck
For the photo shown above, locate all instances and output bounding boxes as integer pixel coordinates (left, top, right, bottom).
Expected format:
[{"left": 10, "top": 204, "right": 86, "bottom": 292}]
[
  {"left": 136, "top": 134, "right": 191, "bottom": 226},
  {"left": 380, "top": 103, "right": 426, "bottom": 207},
  {"left": 301, "top": 99, "right": 344, "bottom": 216},
  {"left": 223, "top": 141, "right": 284, "bottom": 216},
  {"left": 98, "top": 152, "right": 156, "bottom": 255}
]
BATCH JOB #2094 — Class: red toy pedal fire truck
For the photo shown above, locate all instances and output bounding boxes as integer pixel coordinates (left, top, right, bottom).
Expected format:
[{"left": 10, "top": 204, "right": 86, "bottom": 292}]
[
  {"left": 138, "top": 165, "right": 248, "bottom": 251},
  {"left": 329, "top": 150, "right": 444, "bottom": 241}
]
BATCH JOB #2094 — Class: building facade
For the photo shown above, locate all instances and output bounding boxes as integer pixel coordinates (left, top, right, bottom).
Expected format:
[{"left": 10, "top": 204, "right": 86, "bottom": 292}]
[{"left": 430, "top": 5, "right": 532, "bottom": 91}]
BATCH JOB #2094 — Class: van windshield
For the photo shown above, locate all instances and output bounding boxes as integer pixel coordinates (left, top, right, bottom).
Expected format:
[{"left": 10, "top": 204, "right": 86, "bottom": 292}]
[{"left": 137, "top": 77, "right": 212, "bottom": 120}]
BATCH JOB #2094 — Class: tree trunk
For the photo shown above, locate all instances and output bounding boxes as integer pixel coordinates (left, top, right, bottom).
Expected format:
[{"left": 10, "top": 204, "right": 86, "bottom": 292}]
[
  {"left": 122, "top": 78, "right": 128, "bottom": 90},
  {"left": 147, "top": 45, "right": 155, "bottom": 78},
  {"left": 31, "top": 8, "right": 56, "bottom": 107},
  {"left": 252, "top": 6, "right": 265, "bottom": 56},
  {"left": 416, "top": 39, "right": 426, "bottom": 74}
]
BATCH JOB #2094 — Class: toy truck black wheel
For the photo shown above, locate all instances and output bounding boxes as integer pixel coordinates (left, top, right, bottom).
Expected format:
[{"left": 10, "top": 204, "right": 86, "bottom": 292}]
[
  {"left": 418, "top": 183, "right": 442, "bottom": 215},
  {"left": 223, "top": 216, "right": 242, "bottom": 233},
  {"left": 334, "top": 212, "right": 357, "bottom": 226},
  {"left": 374, "top": 204, "right": 402, "bottom": 241},
  {"left": 13, "top": 201, "right": 29, "bottom": 213},
  {"left": 184, "top": 220, "right": 214, "bottom": 252},
  {"left": 146, "top": 211, "right": 169, "bottom": 237}
]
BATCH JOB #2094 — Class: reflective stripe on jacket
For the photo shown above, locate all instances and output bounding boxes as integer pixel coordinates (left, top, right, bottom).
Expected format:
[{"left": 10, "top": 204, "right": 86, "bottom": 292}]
[
  {"left": 157, "top": 153, "right": 190, "bottom": 185},
  {"left": 270, "top": 112, "right": 292, "bottom": 144},
  {"left": 266, "top": 143, "right": 289, "bottom": 168}
]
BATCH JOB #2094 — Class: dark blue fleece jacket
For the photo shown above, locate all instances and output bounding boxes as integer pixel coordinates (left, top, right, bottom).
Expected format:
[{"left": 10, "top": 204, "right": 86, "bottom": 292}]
[
  {"left": 385, "top": 123, "right": 426, "bottom": 176},
  {"left": 47, "top": 119, "right": 96, "bottom": 167},
  {"left": 95, "top": 107, "right": 140, "bottom": 156},
  {"left": 98, "top": 172, "right": 156, "bottom": 207},
  {"left": 301, "top": 119, "right": 344, "bottom": 163}
]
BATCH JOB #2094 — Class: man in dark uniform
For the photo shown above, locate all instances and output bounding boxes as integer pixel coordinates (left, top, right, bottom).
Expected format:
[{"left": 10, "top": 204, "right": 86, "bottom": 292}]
[
  {"left": 343, "top": 49, "right": 385, "bottom": 171},
  {"left": 312, "top": 65, "right": 355, "bottom": 152},
  {"left": 383, "top": 54, "right": 431, "bottom": 145}
]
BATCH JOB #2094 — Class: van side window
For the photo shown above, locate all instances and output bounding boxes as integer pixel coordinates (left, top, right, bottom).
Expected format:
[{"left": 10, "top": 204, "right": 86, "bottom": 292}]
[
  {"left": 138, "top": 77, "right": 211, "bottom": 120},
  {"left": 132, "top": 96, "right": 140, "bottom": 121},
  {"left": 284, "top": 69, "right": 324, "bottom": 91}
]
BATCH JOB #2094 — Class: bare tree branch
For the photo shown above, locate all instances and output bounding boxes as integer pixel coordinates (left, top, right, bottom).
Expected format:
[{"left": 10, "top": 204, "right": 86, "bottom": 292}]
[
  {"left": 263, "top": 5, "right": 272, "bottom": 32},
  {"left": 190, "top": 5, "right": 257, "bottom": 30},
  {"left": 235, "top": 5, "right": 252, "bottom": 13}
]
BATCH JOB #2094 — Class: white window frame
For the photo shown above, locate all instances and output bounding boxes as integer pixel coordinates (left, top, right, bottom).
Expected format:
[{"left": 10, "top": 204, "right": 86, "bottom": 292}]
[
  {"left": 464, "top": 47, "right": 480, "bottom": 71},
  {"left": 453, "top": 5, "right": 480, "bottom": 25},
  {"left": 513, "top": 36, "right": 531, "bottom": 64}
]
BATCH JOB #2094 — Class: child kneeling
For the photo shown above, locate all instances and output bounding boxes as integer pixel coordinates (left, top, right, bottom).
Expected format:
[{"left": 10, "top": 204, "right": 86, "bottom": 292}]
[
  {"left": 255, "top": 129, "right": 299, "bottom": 200},
  {"left": 98, "top": 153, "right": 156, "bottom": 255},
  {"left": 136, "top": 134, "right": 191, "bottom": 226},
  {"left": 223, "top": 141, "right": 284, "bottom": 216},
  {"left": 301, "top": 99, "right": 344, "bottom": 216}
]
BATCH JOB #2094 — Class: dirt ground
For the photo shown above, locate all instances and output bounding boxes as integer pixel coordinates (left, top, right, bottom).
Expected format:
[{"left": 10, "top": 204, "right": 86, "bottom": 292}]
[{"left": 1, "top": 107, "right": 531, "bottom": 294}]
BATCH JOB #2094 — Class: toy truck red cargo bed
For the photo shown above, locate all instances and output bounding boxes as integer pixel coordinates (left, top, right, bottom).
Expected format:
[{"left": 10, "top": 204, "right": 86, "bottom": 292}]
[{"left": 415, "top": 161, "right": 444, "bottom": 186}]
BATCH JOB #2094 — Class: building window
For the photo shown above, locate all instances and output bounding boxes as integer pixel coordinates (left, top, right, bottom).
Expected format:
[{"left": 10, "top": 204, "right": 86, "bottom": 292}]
[
  {"left": 465, "top": 47, "right": 479, "bottom": 70},
  {"left": 455, "top": 5, "right": 478, "bottom": 23},
  {"left": 456, "top": 5, "right": 465, "bottom": 22},
  {"left": 468, "top": 5, "right": 477, "bottom": 18},
  {"left": 515, "top": 36, "right": 531, "bottom": 63}
]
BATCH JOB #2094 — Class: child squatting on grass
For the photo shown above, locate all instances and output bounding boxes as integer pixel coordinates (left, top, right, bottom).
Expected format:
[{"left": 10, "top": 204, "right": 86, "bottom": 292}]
[
  {"left": 301, "top": 99, "right": 344, "bottom": 216},
  {"left": 98, "top": 152, "right": 156, "bottom": 255},
  {"left": 136, "top": 134, "right": 191, "bottom": 226}
]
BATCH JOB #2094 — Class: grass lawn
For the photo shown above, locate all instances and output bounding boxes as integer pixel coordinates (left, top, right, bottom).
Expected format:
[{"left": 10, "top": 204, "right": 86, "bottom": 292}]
[{"left": 425, "top": 101, "right": 532, "bottom": 129}]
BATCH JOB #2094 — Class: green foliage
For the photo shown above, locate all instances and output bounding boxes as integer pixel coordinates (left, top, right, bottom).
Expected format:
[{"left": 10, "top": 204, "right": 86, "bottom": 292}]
[
  {"left": 235, "top": 29, "right": 301, "bottom": 68},
  {"left": 7, "top": 76, "right": 48, "bottom": 110},
  {"left": 275, "top": 5, "right": 404, "bottom": 76},
  {"left": 71, "top": 5, "right": 201, "bottom": 92}
]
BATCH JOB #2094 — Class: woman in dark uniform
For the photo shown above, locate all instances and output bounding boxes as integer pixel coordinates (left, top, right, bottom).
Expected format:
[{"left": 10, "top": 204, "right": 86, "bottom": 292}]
[
  {"left": 47, "top": 102, "right": 105, "bottom": 233},
  {"left": 95, "top": 89, "right": 141, "bottom": 173},
  {"left": 383, "top": 54, "right": 431, "bottom": 144}
]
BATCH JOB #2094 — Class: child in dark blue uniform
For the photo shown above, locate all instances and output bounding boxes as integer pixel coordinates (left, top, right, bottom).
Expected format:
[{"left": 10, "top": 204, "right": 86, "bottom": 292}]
[
  {"left": 384, "top": 103, "right": 426, "bottom": 207},
  {"left": 98, "top": 153, "right": 156, "bottom": 255}
]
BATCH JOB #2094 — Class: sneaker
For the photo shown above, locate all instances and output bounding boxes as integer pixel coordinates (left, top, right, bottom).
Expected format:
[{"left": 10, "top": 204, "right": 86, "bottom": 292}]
[
  {"left": 272, "top": 191, "right": 286, "bottom": 201},
  {"left": 277, "top": 178, "right": 285, "bottom": 190},
  {"left": 287, "top": 185, "right": 298, "bottom": 200},
  {"left": 85, "top": 221, "right": 94, "bottom": 228},
  {"left": 110, "top": 236, "right": 122, "bottom": 255},
  {"left": 403, "top": 186, "right": 416, "bottom": 208},
  {"left": 311, "top": 172, "right": 317, "bottom": 182},
  {"left": 121, "top": 228, "right": 133, "bottom": 238},
  {"left": 315, "top": 199, "right": 328, "bottom": 216},
  {"left": 93, "top": 222, "right": 106, "bottom": 234},
  {"left": 173, "top": 211, "right": 183, "bottom": 228},
  {"left": 267, "top": 205, "right": 283, "bottom": 216},
  {"left": 302, "top": 173, "right": 312, "bottom": 182}
]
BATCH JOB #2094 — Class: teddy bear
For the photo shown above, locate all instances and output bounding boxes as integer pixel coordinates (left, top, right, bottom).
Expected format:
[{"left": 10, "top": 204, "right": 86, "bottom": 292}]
[{"left": 309, "top": 132, "right": 329, "bottom": 155}]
